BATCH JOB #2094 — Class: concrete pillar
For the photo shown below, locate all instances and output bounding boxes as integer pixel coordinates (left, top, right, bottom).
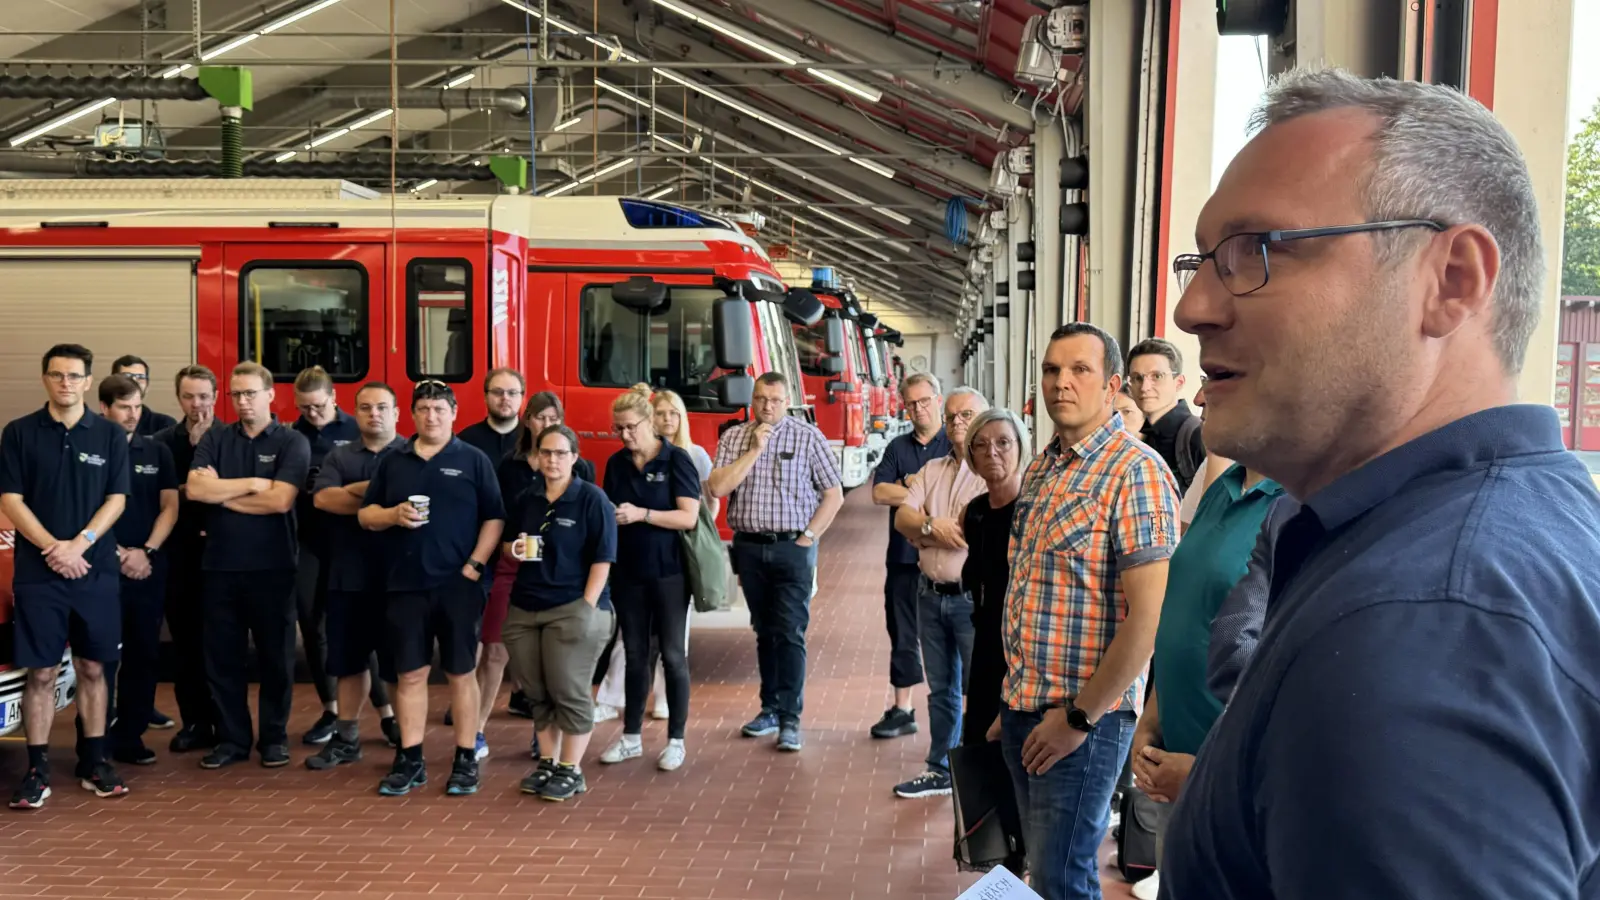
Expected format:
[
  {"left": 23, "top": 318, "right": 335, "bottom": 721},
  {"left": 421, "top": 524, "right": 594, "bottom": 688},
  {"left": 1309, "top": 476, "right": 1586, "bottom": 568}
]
[
  {"left": 1489, "top": 0, "right": 1573, "bottom": 407},
  {"left": 1084, "top": 0, "right": 1143, "bottom": 347},
  {"left": 1156, "top": 0, "right": 1219, "bottom": 401}
]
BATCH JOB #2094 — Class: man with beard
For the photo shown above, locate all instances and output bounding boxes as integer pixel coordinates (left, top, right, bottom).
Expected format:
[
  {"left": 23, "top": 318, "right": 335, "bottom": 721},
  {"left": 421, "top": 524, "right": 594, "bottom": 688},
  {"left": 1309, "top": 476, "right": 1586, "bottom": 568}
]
[{"left": 458, "top": 368, "right": 526, "bottom": 464}]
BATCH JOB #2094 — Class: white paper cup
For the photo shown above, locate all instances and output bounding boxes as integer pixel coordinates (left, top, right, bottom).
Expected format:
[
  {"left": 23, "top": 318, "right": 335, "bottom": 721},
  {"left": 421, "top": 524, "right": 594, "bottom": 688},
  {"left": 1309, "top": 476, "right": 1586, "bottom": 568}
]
[{"left": 408, "top": 494, "right": 431, "bottom": 523}]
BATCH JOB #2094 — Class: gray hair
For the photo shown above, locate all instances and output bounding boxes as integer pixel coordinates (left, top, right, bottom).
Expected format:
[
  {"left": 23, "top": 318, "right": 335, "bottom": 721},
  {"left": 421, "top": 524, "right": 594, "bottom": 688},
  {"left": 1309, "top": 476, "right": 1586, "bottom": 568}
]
[
  {"left": 944, "top": 386, "right": 990, "bottom": 417},
  {"left": 965, "top": 407, "right": 1032, "bottom": 471},
  {"left": 900, "top": 371, "right": 942, "bottom": 399},
  {"left": 1249, "top": 67, "right": 1543, "bottom": 374}
]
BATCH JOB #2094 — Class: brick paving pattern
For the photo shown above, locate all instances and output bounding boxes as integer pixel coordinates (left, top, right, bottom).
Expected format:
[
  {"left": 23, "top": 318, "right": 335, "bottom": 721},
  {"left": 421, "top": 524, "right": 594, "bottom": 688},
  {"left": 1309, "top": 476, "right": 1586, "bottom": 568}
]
[{"left": 0, "top": 488, "right": 1135, "bottom": 899}]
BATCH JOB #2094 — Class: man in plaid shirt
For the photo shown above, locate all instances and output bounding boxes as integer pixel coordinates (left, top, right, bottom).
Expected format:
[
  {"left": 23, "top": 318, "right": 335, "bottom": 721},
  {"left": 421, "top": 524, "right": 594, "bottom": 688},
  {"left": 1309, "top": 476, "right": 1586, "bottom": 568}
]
[
  {"left": 709, "top": 372, "right": 844, "bottom": 753},
  {"left": 1000, "top": 323, "right": 1180, "bottom": 900}
]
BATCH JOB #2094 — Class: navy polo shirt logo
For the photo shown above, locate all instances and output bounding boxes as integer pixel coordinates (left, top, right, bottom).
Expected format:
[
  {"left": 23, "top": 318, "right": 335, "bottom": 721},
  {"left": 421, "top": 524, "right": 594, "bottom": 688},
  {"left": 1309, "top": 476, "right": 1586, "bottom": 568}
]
[
  {"left": 258, "top": 453, "right": 276, "bottom": 465},
  {"left": 440, "top": 467, "right": 463, "bottom": 477},
  {"left": 556, "top": 517, "right": 576, "bottom": 527},
  {"left": 78, "top": 451, "right": 107, "bottom": 467},
  {"left": 333, "top": 439, "right": 352, "bottom": 447},
  {"left": 646, "top": 472, "right": 666, "bottom": 483},
  {"left": 134, "top": 463, "right": 160, "bottom": 475}
]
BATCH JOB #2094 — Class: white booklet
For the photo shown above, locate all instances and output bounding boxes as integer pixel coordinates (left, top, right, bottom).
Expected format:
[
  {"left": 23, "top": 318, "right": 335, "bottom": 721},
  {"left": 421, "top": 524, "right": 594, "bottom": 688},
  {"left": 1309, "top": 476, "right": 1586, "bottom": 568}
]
[{"left": 956, "top": 865, "right": 1043, "bottom": 900}]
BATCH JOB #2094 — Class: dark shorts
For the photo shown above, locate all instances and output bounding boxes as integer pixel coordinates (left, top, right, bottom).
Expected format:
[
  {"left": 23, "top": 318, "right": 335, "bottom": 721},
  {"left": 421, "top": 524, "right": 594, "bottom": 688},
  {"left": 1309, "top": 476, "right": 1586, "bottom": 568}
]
[
  {"left": 13, "top": 572, "right": 121, "bottom": 668},
  {"left": 327, "top": 588, "right": 393, "bottom": 682},
  {"left": 386, "top": 575, "right": 487, "bottom": 677}
]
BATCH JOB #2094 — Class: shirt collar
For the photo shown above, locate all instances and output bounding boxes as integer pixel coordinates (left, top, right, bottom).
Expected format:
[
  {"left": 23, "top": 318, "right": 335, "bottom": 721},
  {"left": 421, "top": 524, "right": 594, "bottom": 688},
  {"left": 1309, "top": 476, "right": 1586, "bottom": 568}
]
[
  {"left": 1045, "top": 412, "right": 1123, "bottom": 462},
  {"left": 1301, "top": 404, "right": 1563, "bottom": 531},
  {"left": 1216, "top": 462, "right": 1283, "bottom": 502},
  {"left": 533, "top": 472, "right": 585, "bottom": 504},
  {"left": 232, "top": 416, "right": 281, "bottom": 439},
  {"left": 356, "top": 435, "right": 407, "bottom": 455},
  {"left": 1142, "top": 399, "right": 1194, "bottom": 440},
  {"left": 34, "top": 404, "right": 102, "bottom": 432},
  {"left": 296, "top": 408, "right": 354, "bottom": 435},
  {"left": 402, "top": 435, "right": 460, "bottom": 458}
]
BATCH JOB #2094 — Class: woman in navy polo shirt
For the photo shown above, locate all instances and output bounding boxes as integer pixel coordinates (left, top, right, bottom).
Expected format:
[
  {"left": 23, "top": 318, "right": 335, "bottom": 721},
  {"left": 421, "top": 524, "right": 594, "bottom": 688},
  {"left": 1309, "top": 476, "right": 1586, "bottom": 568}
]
[
  {"left": 500, "top": 424, "right": 616, "bottom": 802},
  {"left": 596, "top": 386, "right": 702, "bottom": 773}
]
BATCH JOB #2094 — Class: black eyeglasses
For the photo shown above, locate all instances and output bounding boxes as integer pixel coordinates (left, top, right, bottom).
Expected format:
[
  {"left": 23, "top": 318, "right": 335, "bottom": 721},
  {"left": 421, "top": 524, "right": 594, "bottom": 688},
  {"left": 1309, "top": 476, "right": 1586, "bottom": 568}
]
[{"left": 1172, "top": 219, "right": 1447, "bottom": 297}]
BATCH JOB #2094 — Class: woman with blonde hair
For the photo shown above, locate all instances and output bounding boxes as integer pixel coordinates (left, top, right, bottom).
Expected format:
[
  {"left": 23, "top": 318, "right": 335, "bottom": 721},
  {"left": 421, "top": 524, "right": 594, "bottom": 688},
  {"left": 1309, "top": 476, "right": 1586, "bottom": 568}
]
[{"left": 596, "top": 385, "right": 702, "bottom": 771}]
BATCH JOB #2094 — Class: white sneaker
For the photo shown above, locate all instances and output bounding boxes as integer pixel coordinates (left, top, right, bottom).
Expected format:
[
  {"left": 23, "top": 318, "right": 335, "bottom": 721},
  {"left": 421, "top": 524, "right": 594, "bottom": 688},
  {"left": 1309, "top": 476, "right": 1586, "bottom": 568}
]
[
  {"left": 599, "top": 734, "right": 643, "bottom": 764},
  {"left": 1131, "top": 871, "right": 1160, "bottom": 900},
  {"left": 592, "top": 703, "right": 620, "bottom": 723},
  {"left": 651, "top": 700, "right": 670, "bottom": 720},
  {"left": 657, "top": 738, "right": 686, "bottom": 771}
]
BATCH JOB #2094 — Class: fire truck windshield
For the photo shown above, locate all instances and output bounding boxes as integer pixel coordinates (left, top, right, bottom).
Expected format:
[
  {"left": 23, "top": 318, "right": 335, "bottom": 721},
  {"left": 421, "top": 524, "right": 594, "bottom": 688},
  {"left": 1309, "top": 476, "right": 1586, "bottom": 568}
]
[
  {"left": 579, "top": 284, "right": 730, "bottom": 413},
  {"left": 792, "top": 317, "right": 833, "bottom": 377}
]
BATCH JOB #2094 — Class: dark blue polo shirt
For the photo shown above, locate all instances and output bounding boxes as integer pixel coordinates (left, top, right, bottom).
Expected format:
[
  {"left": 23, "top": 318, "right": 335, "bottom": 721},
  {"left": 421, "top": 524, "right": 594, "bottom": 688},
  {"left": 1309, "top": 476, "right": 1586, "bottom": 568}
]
[
  {"left": 1161, "top": 406, "right": 1600, "bottom": 900},
  {"left": 458, "top": 420, "right": 521, "bottom": 466},
  {"left": 294, "top": 409, "right": 360, "bottom": 546},
  {"left": 602, "top": 442, "right": 700, "bottom": 579},
  {"left": 506, "top": 475, "right": 616, "bottom": 612},
  {"left": 135, "top": 408, "right": 177, "bottom": 437},
  {"left": 313, "top": 436, "right": 406, "bottom": 593},
  {"left": 113, "top": 434, "right": 178, "bottom": 549},
  {"left": 363, "top": 437, "right": 505, "bottom": 593},
  {"left": 873, "top": 428, "right": 950, "bottom": 565},
  {"left": 190, "top": 419, "right": 311, "bottom": 572},
  {"left": 153, "top": 419, "right": 224, "bottom": 551},
  {"left": 0, "top": 406, "right": 130, "bottom": 585}
]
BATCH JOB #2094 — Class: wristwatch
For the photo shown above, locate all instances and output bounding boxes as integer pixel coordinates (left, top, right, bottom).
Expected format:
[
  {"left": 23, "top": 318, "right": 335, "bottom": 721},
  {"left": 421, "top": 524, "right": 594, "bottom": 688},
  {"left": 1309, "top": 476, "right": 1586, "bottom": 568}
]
[
  {"left": 142, "top": 545, "right": 160, "bottom": 556},
  {"left": 466, "top": 559, "right": 486, "bottom": 573},
  {"left": 79, "top": 529, "right": 97, "bottom": 545},
  {"left": 920, "top": 519, "right": 933, "bottom": 538},
  {"left": 802, "top": 527, "right": 816, "bottom": 541},
  {"left": 1065, "top": 705, "right": 1097, "bottom": 734}
]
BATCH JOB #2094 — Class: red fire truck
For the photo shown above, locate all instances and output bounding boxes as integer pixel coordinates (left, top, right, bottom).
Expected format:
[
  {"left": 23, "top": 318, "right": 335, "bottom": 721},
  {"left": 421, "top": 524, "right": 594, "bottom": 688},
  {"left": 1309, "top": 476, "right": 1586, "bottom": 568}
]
[
  {"left": 790, "top": 270, "right": 878, "bottom": 489},
  {"left": 0, "top": 179, "right": 818, "bottom": 542}
]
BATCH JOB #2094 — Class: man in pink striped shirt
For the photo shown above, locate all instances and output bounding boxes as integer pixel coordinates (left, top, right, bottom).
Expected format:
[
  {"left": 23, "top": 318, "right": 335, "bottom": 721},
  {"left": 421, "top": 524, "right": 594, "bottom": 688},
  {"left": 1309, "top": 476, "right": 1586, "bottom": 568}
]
[{"left": 891, "top": 387, "right": 990, "bottom": 799}]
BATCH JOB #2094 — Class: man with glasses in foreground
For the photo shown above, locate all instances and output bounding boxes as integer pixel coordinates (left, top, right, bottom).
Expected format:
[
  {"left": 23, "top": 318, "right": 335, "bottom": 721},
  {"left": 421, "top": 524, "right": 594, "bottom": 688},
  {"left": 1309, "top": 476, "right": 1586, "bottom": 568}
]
[
  {"left": 868, "top": 372, "right": 949, "bottom": 740},
  {"left": 1160, "top": 68, "right": 1600, "bottom": 899},
  {"left": 186, "top": 362, "right": 310, "bottom": 770},
  {"left": 359, "top": 380, "right": 504, "bottom": 797},
  {"left": 890, "top": 387, "right": 989, "bottom": 799}
]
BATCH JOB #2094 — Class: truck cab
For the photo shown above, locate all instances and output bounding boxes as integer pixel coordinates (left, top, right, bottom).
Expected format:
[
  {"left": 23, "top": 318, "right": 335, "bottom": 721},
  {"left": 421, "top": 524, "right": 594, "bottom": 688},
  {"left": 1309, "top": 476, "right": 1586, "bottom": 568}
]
[{"left": 790, "top": 271, "right": 873, "bottom": 489}]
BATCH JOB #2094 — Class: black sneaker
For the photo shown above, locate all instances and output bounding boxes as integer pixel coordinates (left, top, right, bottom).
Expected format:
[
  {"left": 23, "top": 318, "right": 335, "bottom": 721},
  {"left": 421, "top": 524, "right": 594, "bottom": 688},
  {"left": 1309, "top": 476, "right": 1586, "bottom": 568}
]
[
  {"left": 200, "top": 746, "right": 250, "bottom": 770},
  {"left": 870, "top": 707, "right": 918, "bottom": 739},
  {"left": 740, "top": 711, "right": 780, "bottom": 738},
  {"left": 305, "top": 735, "right": 362, "bottom": 770},
  {"left": 776, "top": 721, "right": 803, "bottom": 752},
  {"left": 301, "top": 711, "right": 337, "bottom": 746},
  {"left": 378, "top": 754, "right": 427, "bottom": 796},
  {"left": 538, "top": 764, "right": 586, "bottom": 802},
  {"left": 80, "top": 761, "right": 129, "bottom": 798},
  {"left": 148, "top": 709, "right": 176, "bottom": 730},
  {"left": 507, "top": 690, "right": 535, "bottom": 719},
  {"left": 169, "top": 724, "right": 218, "bottom": 754},
  {"left": 519, "top": 758, "right": 558, "bottom": 795},
  {"left": 446, "top": 757, "right": 480, "bottom": 796},
  {"left": 893, "top": 769, "right": 952, "bottom": 798},
  {"left": 112, "top": 742, "right": 158, "bottom": 766},
  {"left": 259, "top": 744, "right": 291, "bottom": 768},
  {"left": 8, "top": 769, "right": 51, "bottom": 810},
  {"left": 380, "top": 716, "right": 401, "bottom": 749}
]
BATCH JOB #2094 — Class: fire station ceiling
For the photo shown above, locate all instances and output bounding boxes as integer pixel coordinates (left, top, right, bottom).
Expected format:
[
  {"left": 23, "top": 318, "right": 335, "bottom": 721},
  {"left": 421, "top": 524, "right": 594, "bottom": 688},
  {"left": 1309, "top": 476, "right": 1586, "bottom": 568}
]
[{"left": 0, "top": 0, "right": 1084, "bottom": 316}]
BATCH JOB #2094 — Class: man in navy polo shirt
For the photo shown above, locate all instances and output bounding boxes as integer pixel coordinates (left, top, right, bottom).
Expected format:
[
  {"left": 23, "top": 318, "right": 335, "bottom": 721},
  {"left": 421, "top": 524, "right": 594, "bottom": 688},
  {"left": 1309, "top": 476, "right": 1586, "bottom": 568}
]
[
  {"left": 457, "top": 368, "right": 526, "bottom": 464},
  {"left": 96, "top": 374, "right": 179, "bottom": 767},
  {"left": 360, "top": 380, "right": 505, "bottom": 797},
  {"left": 0, "top": 343, "right": 131, "bottom": 808},
  {"left": 305, "top": 382, "right": 405, "bottom": 770},
  {"left": 111, "top": 354, "right": 179, "bottom": 439},
  {"left": 290, "top": 364, "right": 365, "bottom": 746},
  {"left": 187, "top": 361, "right": 311, "bottom": 771},
  {"left": 1161, "top": 69, "right": 1600, "bottom": 899},
  {"left": 868, "top": 371, "right": 949, "bottom": 740}
]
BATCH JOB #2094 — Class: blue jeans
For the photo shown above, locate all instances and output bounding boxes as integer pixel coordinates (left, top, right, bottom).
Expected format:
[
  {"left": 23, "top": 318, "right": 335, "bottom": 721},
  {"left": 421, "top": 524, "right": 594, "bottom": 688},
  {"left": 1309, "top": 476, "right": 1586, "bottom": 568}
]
[
  {"left": 731, "top": 537, "right": 817, "bottom": 723},
  {"left": 918, "top": 580, "right": 974, "bottom": 772},
  {"left": 1000, "top": 707, "right": 1136, "bottom": 900}
]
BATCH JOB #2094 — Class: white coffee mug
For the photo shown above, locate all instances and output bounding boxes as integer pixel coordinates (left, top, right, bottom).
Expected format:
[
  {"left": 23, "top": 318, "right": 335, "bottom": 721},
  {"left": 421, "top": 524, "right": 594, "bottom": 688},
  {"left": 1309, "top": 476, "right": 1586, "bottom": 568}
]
[
  {"left": 512, "top": 532, "right": 543, "bottom": 562},
  {"left": 407, "top": 494, "right": 431, "bottom": 524}
]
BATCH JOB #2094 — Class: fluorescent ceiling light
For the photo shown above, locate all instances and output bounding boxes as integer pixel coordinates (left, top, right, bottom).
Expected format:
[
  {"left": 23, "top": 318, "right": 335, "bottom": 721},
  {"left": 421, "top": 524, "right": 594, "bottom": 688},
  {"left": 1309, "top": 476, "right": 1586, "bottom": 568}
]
[
  {"left": 9, "top": 0, "right": 347, "bottom": 144},
  {"left": 552, "top": 116, "right": 583, "bottom": 132},
  {"left": 7, "top": 98, "right": 116, "bottom": 147},
  {"left": 873, "top": 207, "right": 913, "bottom": 226},
  {"left": 546, "top": 157, "right": 636, "bottom": 196},
  {"left": 349, "top": 109, "right": 394, "bottom": 129},
  {"left": 805, "top": 68, "right": 882, "bottom": 104},
  {"left": 273, "top": 151, "right": 298, "bottom": 163},
  {"left": 411, "top": 179, "right": 439, "bottom": 192},
  {"left": 644, "top": 185, "right": 677, "bottom": 201},
  {"left": 444, "top": 73, "right": 475, "bottom": 89},
  {"left": 307, "top": 127, "right": 351, "bottom": 148}
]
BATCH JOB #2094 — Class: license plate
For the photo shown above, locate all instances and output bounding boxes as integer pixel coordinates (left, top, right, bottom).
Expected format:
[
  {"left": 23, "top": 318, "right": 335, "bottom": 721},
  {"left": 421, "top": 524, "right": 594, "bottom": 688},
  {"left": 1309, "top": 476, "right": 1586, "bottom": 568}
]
[{"left": 1, "top": 700, "right": 18, "bottom": 730}]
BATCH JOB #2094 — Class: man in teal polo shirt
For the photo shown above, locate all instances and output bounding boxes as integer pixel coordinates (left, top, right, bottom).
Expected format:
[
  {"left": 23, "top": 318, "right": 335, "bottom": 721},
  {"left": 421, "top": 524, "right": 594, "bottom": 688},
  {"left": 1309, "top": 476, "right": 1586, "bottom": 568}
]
[{"left": 1128, "top": 461, "right": 1282, "bottom": 899}]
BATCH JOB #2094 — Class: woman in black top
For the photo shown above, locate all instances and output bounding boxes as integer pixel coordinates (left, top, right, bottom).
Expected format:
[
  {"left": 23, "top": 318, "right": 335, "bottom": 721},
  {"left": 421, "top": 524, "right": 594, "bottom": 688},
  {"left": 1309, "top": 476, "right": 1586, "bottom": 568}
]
[
  {"left": 596, "top": 386, "right": 702, "bottom": 773},
  {"left": 499, "top": 425, "right": 616, "bottom": 802},
  {"left": 958, "top": 407, "right": 1031, "bottom": 748}
]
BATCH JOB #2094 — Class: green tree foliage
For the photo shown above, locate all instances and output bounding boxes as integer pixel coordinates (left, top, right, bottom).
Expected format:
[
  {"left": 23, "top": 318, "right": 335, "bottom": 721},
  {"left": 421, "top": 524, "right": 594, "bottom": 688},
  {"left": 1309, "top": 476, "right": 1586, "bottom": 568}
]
[{"left": 1563, "top": 100, "right": 1600, "bottom": 297}]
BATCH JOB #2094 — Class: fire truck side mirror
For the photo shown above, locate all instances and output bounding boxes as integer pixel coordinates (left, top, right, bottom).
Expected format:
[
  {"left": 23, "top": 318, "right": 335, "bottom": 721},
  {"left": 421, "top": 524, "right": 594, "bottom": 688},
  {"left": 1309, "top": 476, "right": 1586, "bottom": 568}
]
[
  {"left": 713, "top": 373, "right": 755, "bottom": 410},
  {"left": 712, "top": 298, "right": 755, "bottom": 369},
  {"left": 819, "top": 355, "right": 846, "bottom": 376},
  {"left": 782, "top": 288, "right": 825, "bottom": 326},
  {"left": 823, "top": 317, "right": 847, "bottom": 356},
  {"left": 611, "top": 276, "right": 669, "bottom": 311}
]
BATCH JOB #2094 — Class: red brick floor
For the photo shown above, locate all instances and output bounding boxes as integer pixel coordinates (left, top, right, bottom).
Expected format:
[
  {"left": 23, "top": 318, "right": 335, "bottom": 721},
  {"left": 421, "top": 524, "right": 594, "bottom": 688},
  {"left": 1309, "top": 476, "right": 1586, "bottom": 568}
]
[{"left": 0, "top": 489, "right": 1136, "bottom": 899}]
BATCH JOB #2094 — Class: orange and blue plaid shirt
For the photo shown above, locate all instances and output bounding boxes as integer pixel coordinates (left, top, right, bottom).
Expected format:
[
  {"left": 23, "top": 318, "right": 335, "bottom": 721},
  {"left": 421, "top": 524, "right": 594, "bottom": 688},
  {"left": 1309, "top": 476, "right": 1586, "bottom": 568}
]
[{"left": 1002, "top": 413, "right": 1181, "bottom": 716}]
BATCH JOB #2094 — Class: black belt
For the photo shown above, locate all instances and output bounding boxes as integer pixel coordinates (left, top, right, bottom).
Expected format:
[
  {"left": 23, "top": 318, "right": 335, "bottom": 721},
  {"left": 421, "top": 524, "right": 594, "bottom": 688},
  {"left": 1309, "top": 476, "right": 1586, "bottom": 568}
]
[
  {"left": 926, "top": 579, "right": 965, "bottom": 596},
  {"left": 734, "top": 530, "right": 802, "bottom": 544}
]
